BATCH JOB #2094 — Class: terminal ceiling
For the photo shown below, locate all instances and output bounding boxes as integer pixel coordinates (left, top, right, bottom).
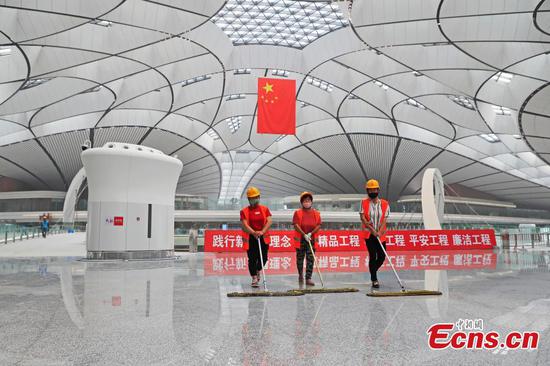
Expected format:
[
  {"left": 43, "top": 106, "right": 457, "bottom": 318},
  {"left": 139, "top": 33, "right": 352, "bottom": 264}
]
[{"left": 1, "top": 0, "right": 550, "bottom": 208}]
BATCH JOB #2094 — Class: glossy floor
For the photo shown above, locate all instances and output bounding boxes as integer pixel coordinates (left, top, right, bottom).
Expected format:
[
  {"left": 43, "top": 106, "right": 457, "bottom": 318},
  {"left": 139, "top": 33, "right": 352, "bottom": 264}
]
[{"left": 0, "top": 248, "right": 549, "bottom": 365}]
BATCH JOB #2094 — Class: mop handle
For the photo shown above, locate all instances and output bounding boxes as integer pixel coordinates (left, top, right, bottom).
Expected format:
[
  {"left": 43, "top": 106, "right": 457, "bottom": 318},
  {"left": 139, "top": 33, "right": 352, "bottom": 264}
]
[
  {"left": 376, "top": 236, "right": 405, "bottom": 290},
  {"left": 257, "top": 235, "right": 268, "bottom": 291},
  {"left": 305, "top": 235, "right": 324, "bottom": 288}
]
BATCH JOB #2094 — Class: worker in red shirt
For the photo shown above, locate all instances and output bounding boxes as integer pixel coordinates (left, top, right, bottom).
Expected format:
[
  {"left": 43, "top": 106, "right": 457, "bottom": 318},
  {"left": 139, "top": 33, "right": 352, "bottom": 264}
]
[
  {"left": 240, "top": 187, "right": 273, "bottom": 288},
  {"left": 293, "top": 192, "right": 322, "bottom": 286}
]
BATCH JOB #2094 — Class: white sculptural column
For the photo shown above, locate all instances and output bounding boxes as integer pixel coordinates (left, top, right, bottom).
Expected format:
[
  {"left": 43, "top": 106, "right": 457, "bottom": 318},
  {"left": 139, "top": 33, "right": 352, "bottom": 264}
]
[
  {"left": 82, "top": 142, "right": 182, "bottom": 260},
  {"left": 421, "top": 168, "right": 448, "bottom": 313},
  {"left": 421, "top": 168, "right": 445, "bottom": 230}
]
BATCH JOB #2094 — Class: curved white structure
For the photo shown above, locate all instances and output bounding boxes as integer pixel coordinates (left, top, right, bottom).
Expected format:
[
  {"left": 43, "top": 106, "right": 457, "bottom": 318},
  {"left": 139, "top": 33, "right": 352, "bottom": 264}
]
[
  {"left": 82, "top": 143, "right": 182, "bottom": 260},
  {"left": 421, "top": 168, "right": 448, "bottom": 303},
  {"left": 421, "top": 168, "right": 445, "bottom": 230},
  {"left": 62, "top": 167, "right": 86, "bottom": 226}
]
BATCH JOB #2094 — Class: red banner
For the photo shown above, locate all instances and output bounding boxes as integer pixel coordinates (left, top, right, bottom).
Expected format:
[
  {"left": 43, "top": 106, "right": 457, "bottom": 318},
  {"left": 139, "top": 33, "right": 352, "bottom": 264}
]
[
  {"left": 203, "top": 250, "right": 497, "bottom": 276},
  {"left": 204, "top": 229, "right": 497, "bottom": 252},
  {"left": 384, "top": 229, "right": 496, "bottom": 251}
]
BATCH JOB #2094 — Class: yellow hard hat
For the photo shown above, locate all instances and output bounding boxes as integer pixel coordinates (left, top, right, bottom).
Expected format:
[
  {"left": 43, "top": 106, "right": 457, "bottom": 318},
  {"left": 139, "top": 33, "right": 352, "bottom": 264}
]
[
  {"left": 300, "top": 191, "right": 313, "bottom": 202},
  {"left": 246, "top": 186, "right": 261, "bottom": 198},
  {"left": 365, "top": 179, "right": 380, "bottom": 189}
]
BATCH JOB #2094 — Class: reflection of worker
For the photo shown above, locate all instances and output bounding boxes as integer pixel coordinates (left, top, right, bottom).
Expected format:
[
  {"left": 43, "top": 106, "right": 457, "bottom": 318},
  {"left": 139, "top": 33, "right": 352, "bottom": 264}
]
[
  {"left": 293, "top": 192, "right": 321, "bottom": 285},
  {"left": 188, "top": 224, "right": 198, "bottom": 253},
  {"left": 241, "top": 299, "right": 272, "bottom": 365},
  {"left": 40, "top": 214, "right": 50, "bottom": 238},
  {"left": 293, "top": 296, "right": 321, "bottom": 361},
  {"left": 360, "top": 179, "right": 390, "bottom": 288},
  {"left": 240, "top": 187, "right": 272, "bottom": 288}
]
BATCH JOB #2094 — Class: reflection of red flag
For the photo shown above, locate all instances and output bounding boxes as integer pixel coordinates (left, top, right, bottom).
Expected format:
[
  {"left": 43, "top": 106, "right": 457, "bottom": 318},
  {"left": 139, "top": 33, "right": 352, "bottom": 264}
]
[
  {"left": 257, "top": 77, "right": 296, "bottom": 134},
  {"left": 112, "top": 296, "right": 121, "bottom": 306}
]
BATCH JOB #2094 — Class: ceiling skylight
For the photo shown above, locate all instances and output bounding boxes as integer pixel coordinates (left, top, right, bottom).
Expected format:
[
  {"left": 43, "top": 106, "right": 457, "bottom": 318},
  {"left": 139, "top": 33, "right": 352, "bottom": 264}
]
[
  {"left": 81, "top": 85, "right": 103, "bottom": 94},
  {"left": 480, "top": 133, "right": 500, "bottom": 143},
  {"left": 448, "top": 95, "right": 475, "bottom": 110},
  {"left": 234, "top": 68, "right": 251, "bottom": 75},
  {"left": 374, "top": 80, "right": 389, "bottom": 90},
  {"left": 226, "top": 116, "right": 242, "bottom": 133},
  {"left": 211, "top": 0, "right": 349, "bottom": 49},
  {"left": 307, "top": 76, "right": 333, "bottom": 92},
  {"left": 272, "top": 69, "right": 289, "bottom": 77},
  {"left": 207, "top": 129, "right": 220, "bottom": 140},
  {"left": 492, "top": 105, "right": 512, "bottom": 116},
  {"left": 406, "top": 98, "right": 426, "bottom": 110},
  {"left": 91, "top": 19, "right": 112, "bottom": 27},
  {"left": 0, "top": 47, "right": 12, "bottom": 56},
  {"left": 226, "top": 93, "right": 246, "bottom": 101},
  {"left": 491, "top": 72, "right": 513, "bottom": 84},
  {"left": 181, "top": 74, "right": 211, "bottom": 87}
]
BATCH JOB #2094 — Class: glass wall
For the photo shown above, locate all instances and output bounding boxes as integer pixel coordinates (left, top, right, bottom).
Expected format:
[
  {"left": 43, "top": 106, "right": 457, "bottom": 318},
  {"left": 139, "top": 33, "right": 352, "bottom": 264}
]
[{"left": 0, "top": 198, "right": 64, "bottom": 212}]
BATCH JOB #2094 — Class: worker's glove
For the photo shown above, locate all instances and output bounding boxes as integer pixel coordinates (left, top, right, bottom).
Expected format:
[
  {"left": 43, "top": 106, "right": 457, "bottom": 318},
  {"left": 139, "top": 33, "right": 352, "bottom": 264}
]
[{"left": 305, "top": 233, "right": 312, "bottom": 241}]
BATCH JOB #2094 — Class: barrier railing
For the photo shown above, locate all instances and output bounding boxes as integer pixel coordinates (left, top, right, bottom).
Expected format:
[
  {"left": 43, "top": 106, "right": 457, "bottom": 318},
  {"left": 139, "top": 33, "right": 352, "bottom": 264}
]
[
  {"left": 498, "top": 232, "right": 550, "bottom": 249},
  {"left": 0, "top": 225, "right": 76, "bottom": 245}
]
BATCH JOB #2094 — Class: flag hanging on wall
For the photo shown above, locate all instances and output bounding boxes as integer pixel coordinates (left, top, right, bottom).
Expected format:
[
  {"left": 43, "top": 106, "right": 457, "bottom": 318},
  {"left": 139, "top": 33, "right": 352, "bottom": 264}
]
[{"left": 257, "top": 77, "right": 296, "bottom": 135}]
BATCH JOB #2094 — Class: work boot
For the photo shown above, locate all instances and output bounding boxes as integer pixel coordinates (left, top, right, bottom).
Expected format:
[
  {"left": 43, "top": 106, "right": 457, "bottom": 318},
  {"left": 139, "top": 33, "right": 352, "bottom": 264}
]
[
  {"left": 251, "top": 276, "right": 259, "bottom": 288},
  {"left": 298, "top": 273, "right": 304, "bottom": 283},
  {"left": 306, "top": 278, "right": 315, "bottom": 286},
  {"left": 372, "top": 280, "right": 380, "bottom": 289}
]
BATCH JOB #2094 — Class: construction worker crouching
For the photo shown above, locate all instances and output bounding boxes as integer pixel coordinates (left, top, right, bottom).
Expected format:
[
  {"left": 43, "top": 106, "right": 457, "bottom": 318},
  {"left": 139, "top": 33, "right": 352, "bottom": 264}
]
[
  {"left": 360, "top": 179, "right": 390, "bottom": 289},
  {"left": 293, "top": 192, "right": 322, "bottom": 286},
  {"left": 240, "top": 187, "right": 273, "bottom": 288}
]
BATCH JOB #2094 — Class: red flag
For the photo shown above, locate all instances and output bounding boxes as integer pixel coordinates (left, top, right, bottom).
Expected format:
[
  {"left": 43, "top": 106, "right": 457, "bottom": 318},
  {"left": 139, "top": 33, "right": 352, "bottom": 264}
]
[{"left": 257, "top": 77, "right": 296, "bottom": 135}]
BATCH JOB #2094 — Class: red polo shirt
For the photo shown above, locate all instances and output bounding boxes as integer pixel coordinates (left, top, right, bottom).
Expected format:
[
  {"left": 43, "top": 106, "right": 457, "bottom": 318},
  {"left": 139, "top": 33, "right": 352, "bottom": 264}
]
[
  {"left": 240, "top": 205, "right": 272, "bottom": 231},
  {"left": 292, "top": 209, "right": 321, "bottom": 234}
]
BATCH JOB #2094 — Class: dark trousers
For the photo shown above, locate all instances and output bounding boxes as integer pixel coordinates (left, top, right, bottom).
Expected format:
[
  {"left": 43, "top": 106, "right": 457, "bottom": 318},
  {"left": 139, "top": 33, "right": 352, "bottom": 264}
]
[
  {"left": 366, "top": 236, "right": 386, "bottom": 281},
  {"left": 41, "top": 228, "right": 47, "bottom": 238},
  {"left": 247, "top": 235, "right": 268, "bottom": 276},
  {"left": 296, "top": 238, "right": 315, "bottom": 279}
]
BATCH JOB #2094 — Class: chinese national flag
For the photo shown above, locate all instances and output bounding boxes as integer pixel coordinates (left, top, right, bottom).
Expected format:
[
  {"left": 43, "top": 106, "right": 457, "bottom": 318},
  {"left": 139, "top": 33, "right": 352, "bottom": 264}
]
[{"left": 257, "top": 77, "right": 296, "bottom": 135}]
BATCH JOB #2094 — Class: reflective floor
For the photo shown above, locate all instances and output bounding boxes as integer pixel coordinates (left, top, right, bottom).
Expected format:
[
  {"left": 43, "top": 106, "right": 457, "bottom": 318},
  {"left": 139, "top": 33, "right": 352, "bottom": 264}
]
[{"left": 0, "top": 248, "right": 549, "bottom": 365}]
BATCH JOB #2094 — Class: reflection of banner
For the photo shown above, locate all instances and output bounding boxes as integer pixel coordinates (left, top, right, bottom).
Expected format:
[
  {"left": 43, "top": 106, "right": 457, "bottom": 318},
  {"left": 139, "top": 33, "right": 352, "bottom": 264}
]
[
  {"left": 204, "top": 229, "right": 497, "bottom": 252},
  {"left": 203, "top": 250, "right": 497, "bottom": 276}
]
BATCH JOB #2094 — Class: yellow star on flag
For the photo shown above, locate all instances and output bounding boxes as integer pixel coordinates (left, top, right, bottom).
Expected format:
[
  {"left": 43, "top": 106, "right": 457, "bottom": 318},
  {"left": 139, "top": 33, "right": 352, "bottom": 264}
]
[{"left": 262, "top": 82, "right": 274, "bottom": 94}]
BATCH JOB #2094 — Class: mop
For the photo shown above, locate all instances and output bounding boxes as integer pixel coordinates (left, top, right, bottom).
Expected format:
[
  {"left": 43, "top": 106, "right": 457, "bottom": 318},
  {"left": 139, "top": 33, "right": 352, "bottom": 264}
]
[
  {"left": 228, "top": 236, "right": 305, "bottom": 297},
  {"left": 295, "top": 235, "right": 359, "bottom": 294},
  {"left": 366, "top": 237, "right": 442, "bottom": 297}
]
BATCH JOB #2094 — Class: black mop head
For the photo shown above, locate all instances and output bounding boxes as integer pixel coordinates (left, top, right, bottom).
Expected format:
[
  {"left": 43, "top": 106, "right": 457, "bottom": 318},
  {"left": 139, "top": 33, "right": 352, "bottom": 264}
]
[
  {"left": 296, "top": 287, "right": 359, "bottom": 294},
  {"left": 366, "top": 289, "right": 442, "bottom": 297},
  {"left": 227, "top": 289, "right": 305, "bottom": 297}
]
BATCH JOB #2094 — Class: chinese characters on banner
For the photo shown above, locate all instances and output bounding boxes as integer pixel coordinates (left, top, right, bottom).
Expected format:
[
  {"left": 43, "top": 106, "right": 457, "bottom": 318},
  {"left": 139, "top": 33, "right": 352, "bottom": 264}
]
[
  {"left": 205, "top": 230, "right": 294, "bottom": 252},
  {"left": 203, "top": 229, "right": 497, "bottom": 252},
  {"left": 384, "top": 230, "right": 496, "bottom": 250},
  {"left": 203, "top": 250, "right": 497, "bottom": 276}
]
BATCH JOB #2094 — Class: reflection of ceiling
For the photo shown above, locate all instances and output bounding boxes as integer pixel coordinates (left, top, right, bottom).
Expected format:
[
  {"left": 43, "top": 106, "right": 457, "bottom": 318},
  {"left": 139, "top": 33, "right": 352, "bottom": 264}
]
[{"left": 1, "top": 0, "right": 550, "bottom": 209}]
